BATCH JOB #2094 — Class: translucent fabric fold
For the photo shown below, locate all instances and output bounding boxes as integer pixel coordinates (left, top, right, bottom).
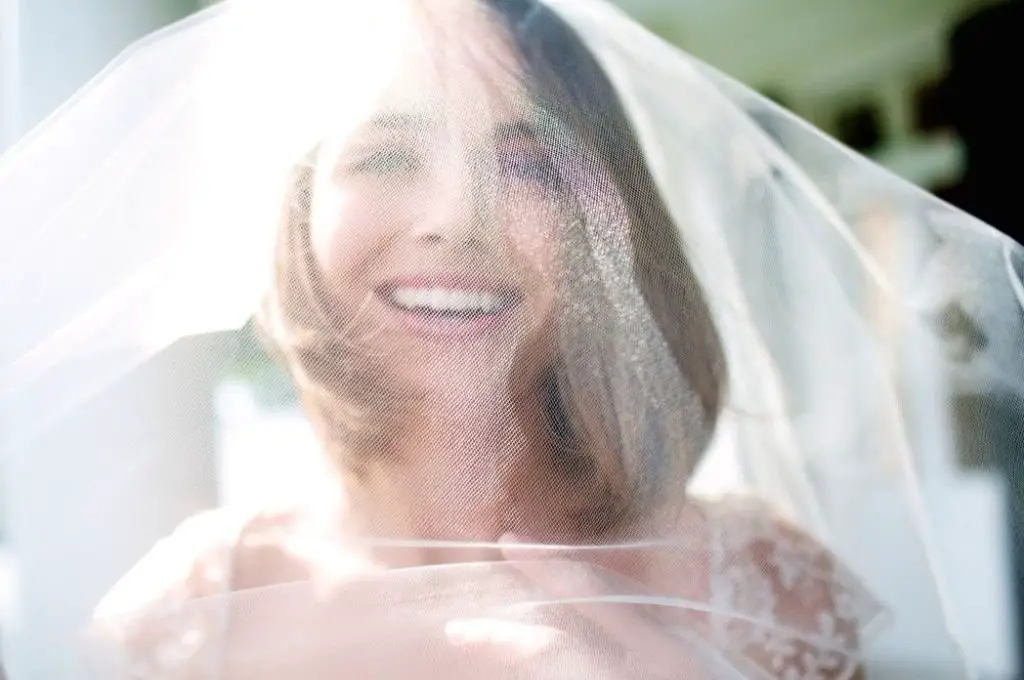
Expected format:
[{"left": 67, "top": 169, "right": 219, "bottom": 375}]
[{"left": 1, "top": 0, "right": 1019, "bottom": 678}]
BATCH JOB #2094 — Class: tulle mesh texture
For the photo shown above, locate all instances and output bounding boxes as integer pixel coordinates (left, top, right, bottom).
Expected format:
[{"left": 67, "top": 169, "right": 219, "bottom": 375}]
[{"left": 1, "top": 0, "right": 1020, "bottom": 678}]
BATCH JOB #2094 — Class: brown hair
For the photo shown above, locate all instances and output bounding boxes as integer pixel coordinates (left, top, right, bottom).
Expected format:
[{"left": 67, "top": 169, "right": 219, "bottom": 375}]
[{"left": 258, "top": 0, "right": 725, "bottom": 535}]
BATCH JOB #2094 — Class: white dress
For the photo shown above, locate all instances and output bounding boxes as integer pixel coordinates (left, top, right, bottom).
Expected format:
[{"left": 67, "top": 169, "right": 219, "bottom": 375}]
[{"left": 88, "top": 498, "right": 883, "bottom": 680}]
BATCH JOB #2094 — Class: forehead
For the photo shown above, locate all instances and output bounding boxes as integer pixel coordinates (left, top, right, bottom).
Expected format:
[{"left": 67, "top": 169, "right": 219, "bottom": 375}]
[{"left": 358, "top": 5, "right": 532, "bottom": 135}]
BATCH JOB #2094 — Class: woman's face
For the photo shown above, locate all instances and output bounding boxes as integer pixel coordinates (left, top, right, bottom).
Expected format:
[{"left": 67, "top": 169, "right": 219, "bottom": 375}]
[{"left": 308, "top": 10, "right": 566, "bottom": 403}]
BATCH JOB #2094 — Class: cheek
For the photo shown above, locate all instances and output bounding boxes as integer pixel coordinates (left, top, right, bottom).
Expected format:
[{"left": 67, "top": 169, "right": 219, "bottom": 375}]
[
  {"left": 501, "top": 198, "right": 564, "bottom": 340},
  {"left": 309, "top": 185, "right": 398, "bottom": 292},
  {"left": 501, "top": 198, "right": 562, "bottom": 284}
]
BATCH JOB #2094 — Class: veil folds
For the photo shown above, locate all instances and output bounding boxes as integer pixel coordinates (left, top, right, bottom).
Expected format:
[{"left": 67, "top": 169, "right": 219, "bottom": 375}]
[{"left": 0, "top": 0, "right": 1020, "bottom": 678}]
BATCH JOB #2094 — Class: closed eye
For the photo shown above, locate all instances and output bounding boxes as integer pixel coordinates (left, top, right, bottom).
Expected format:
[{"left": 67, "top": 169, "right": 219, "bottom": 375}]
[
  {"left": 500, "top": 148, "right": 559, "bottom": 187},
  {"left": 350, "top": 146, "right": 423, "bottom": 176},
  {"left": 494, "top": 119, "right": 563, "bottom": 190}
]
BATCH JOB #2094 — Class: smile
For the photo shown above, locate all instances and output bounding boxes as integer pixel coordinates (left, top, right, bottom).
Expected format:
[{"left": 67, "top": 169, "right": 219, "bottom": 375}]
[
  {"left": 377, "top": 276, "right": 522, "bottom": 340},
  {"left": 388, "top": 287, "right": 513, "bottom": 316}
]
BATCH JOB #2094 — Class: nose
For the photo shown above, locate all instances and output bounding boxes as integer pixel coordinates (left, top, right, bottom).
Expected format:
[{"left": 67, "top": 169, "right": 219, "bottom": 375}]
[{"left": 411, "top": 161, "right": 497, "bottom": 251}]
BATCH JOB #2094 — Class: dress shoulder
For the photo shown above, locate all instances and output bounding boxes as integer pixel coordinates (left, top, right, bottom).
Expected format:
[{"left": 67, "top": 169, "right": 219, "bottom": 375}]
[
  {"left": 699, "top": 496, "right": 884, "bottom": 680},
  {"left": 87, "top": 505, "right": 305, "bottom": 679}
]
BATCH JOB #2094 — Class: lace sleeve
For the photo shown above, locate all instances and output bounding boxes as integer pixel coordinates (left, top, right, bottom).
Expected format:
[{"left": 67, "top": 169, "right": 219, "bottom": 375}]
[
  {"left": 705, "top": 499, "right": 886, "bottom": 680},
  {"left": 86, "top": 510, "right": 245, "bottom": 680}
]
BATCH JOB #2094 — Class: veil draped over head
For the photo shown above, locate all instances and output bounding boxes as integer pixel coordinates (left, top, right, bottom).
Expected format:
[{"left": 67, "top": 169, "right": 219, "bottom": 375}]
[{"left": 0, "top": 0, "right": 1021, "bottom": 678}]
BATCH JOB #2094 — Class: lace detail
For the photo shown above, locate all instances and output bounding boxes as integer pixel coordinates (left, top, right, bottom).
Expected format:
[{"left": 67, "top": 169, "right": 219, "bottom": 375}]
[{"left": 704, "top": 499, "right": 886, "bottom": 680}]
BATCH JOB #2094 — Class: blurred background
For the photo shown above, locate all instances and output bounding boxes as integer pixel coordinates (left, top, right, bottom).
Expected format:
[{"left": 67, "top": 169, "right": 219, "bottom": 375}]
[{"left": 0, "top": 0, "right": 1021, "bottom": 678}]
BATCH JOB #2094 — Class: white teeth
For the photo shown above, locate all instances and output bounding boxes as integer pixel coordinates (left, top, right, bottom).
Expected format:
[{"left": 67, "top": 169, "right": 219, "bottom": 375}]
[{"left": 390, "top": 287, "right": 504, "bottom": 313}]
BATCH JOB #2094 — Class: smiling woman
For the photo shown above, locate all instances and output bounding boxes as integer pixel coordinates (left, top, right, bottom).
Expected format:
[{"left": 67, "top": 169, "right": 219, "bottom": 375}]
[
  {"left": 0, "top": 0, "right": 1013, "bottom": 677},
  {"left": 257, "top": 0, "right": 724, "bottom": 544},
  {"left": 84, "top": 2, "right": 883, "bottom": 678}
]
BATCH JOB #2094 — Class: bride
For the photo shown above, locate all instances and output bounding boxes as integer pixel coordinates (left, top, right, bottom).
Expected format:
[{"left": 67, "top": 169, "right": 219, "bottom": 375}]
[
  {"left": 88, "top": 1, "right": 879, "bottom": 677},
  {"left": 2, "top": 0, "right": 1015, "bottom": 677}
]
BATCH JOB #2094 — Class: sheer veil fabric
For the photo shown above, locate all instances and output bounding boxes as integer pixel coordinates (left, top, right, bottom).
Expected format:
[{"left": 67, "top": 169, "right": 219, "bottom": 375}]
[{"left": 1, "top": 0, "right": 1021, "bottom": 678}]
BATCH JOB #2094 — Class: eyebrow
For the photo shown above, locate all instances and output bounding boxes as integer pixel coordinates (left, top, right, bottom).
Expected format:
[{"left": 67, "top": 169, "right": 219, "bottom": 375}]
[
  {"left": 368, "top": 112, "right": 435, "bottom": 131},
  {"left": 370, "top": 109, "right": 542, "bottom": 136}
]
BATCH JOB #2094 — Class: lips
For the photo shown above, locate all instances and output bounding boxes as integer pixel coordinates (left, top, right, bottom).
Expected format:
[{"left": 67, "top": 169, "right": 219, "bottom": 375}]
[
  {"left": 389, "top": 287, "right": 514, "bottom": 315},
  {"left": 376, "top": 274, "right": 522, "bottom": 339}
]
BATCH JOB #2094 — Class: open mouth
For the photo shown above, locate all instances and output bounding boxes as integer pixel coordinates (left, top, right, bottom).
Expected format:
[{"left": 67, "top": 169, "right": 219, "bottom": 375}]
[
  {"left": 377, "top": 279, "right": 522, "bottom": 339},
  {"left": 387, "top": 287, "right": 516, "bottom": 317}
]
